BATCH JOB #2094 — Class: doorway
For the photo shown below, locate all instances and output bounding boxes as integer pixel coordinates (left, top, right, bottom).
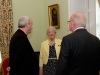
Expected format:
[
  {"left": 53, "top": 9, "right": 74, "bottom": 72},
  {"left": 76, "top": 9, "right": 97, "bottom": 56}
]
[
  {"left": 68, "top": 0, "right": 96, "bottom": 35},
  {"left": 96, "top": 0, "right": 100, "bottom": 39}
]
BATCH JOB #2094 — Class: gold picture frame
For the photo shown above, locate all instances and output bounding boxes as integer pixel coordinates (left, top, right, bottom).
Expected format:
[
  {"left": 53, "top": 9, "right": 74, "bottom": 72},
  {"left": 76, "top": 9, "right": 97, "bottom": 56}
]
[{"left": 48, "top": 4, "right": 60, "bottom": 29}]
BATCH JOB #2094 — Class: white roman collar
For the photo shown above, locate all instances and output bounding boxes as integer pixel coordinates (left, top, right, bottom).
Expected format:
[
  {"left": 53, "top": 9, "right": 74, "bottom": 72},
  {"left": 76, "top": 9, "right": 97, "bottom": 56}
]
[{"left": 74, "top": 27, "right": 85, "bottom": 32}]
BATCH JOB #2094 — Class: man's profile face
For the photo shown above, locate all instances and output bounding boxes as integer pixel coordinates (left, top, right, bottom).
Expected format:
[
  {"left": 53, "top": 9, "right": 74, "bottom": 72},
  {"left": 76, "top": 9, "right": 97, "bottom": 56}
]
[{"left": 27, "top": 19, "right": 33, "bottom": 34}]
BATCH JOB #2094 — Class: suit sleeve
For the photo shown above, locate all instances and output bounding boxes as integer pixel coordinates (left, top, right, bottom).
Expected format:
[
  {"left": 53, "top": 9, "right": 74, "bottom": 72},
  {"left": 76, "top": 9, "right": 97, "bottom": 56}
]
[
  {"left": 97, "top": 39, "right": 100, "bottom": 74},
  {"left": 39, "top": 43, "right": 44, "bottom": 67},
  {"left": 56, "top": 37, "right": 70, "bottom": 75}
]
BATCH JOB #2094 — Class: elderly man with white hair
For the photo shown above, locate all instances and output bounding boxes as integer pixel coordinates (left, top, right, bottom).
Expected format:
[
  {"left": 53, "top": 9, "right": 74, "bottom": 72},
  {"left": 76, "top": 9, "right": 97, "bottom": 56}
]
[
  {"left": 9, "top": 16, "right": 39, "bottom": 75},
  {"left": 56, "top": 12, "right": 100, "bottom": 75}
]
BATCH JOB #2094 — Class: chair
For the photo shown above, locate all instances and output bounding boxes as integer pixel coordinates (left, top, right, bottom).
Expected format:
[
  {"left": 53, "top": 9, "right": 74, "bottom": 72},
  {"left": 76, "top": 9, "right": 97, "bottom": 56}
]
[{"left": 2, "top": 58, "right": 9, "bottom": 75}]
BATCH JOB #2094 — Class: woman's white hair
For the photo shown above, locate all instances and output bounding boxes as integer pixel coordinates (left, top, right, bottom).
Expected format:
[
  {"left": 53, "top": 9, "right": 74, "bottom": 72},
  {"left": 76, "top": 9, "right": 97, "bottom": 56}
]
[
  {"left": 18, "top": 16, "right": 31, "bottom": 28},
  {"left": 47, "top": 26, "right": 56, "bottom": 34}
]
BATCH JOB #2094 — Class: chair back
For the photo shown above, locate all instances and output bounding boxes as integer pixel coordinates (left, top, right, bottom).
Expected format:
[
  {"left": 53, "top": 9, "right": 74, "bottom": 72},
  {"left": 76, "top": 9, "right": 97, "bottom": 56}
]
[{"left": 2, "top": 58, "right": 9, "bottom": 75}]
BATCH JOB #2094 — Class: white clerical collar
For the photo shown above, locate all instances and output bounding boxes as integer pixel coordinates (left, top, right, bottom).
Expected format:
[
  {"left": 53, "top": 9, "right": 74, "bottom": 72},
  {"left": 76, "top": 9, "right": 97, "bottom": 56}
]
[{"left": 74, "top": 27, "right": 85, "bottom": 32}]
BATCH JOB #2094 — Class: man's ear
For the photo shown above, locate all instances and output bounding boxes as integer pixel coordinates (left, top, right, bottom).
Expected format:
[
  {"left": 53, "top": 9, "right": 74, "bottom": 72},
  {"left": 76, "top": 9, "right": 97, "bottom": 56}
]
[
  {"left": 72, "top": 21, "right": 76, "bottom": 28},
  {"left": 26, "top": 24, "right": 29, "bottom": 28}
]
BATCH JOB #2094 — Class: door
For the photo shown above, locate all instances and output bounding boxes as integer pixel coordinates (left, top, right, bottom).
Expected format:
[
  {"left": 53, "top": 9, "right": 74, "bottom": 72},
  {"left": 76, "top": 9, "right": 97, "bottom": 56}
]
[{"left": 68, "top": 0, "right": 96, "bottom": 35}]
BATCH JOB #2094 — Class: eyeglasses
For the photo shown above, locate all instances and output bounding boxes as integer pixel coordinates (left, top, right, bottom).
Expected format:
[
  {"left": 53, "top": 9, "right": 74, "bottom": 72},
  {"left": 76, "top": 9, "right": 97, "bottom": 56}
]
[{"left": 67, "top": 20, "right": 73, "bottom": 24}]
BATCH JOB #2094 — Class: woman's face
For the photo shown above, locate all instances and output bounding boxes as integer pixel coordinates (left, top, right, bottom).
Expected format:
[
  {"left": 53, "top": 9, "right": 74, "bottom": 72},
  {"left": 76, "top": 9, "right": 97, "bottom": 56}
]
[{"left": 47, "top": 28, "right": 56, "bottom": 39}]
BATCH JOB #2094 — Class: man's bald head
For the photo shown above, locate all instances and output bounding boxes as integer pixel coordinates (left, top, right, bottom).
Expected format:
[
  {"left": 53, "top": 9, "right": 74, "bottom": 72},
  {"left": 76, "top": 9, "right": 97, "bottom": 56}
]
[{"left": 70, "top": 12, "right": 87, "bottom": 27}]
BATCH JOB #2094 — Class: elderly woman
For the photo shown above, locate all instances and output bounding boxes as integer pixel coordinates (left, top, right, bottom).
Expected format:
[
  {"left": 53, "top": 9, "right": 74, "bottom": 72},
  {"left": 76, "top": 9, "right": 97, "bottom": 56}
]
[{"left": 39, "top": 26, "right": 62, "bottom": 75}]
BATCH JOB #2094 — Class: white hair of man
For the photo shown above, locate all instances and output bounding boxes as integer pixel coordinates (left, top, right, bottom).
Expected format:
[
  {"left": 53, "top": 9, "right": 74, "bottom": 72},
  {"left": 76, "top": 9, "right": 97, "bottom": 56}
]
[
  {"left": 47, "top": 26, "right": 56, "bottom": 34},
  {"left": 72, "top": 12, "right": 87, "bottom": 28},
  {"left": 18, "top": 16, "right": 31, "bottom": 28}
]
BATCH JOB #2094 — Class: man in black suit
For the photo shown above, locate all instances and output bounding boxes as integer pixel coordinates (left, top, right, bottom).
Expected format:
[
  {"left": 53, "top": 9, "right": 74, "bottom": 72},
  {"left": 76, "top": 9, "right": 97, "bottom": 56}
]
[
  {"left": 9, "top": 16, "right": 39, "bottom": 75},
  {"left": 56, "top": 12, "right": 100, "bottom": 75}
]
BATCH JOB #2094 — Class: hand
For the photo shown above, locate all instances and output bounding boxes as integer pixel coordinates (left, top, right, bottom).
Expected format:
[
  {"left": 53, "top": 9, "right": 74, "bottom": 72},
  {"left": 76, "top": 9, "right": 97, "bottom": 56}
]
[
  {"left": 6, "top": 67, "right": 10, "bottom": 75},
  {"left": 39, "top": 67, "right": 43, "bottom": 75},
  {"left": 7, "top": 72, "right": 9, "bottom": 75},
  {"left": 6, "top": 67, "right": 10, "bottom": 71}
]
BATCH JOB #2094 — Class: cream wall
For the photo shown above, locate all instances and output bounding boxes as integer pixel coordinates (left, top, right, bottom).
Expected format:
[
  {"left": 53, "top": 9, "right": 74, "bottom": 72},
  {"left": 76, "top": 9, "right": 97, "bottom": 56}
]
[
  {"left": 44, "top": 0, "right": 69, "bottom": 39},
  {"left": 12, "top": 0, "right": 69, "bottom": 51}
]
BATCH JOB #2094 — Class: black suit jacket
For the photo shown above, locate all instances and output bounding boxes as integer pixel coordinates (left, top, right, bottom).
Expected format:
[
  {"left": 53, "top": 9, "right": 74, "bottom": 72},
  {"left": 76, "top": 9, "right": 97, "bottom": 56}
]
[
  {"left": 56, "top": 29, "right": 100, "bottom": 75},
  {"left": 9, "top": 29, "right": 39, "bottom": 75}
]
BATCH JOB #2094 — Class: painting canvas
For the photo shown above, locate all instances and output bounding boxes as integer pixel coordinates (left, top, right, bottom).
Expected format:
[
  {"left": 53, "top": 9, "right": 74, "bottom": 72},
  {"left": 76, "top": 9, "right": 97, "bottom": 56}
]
[{"left": 48, "top": 4, "right": 60, "bottom": 29}]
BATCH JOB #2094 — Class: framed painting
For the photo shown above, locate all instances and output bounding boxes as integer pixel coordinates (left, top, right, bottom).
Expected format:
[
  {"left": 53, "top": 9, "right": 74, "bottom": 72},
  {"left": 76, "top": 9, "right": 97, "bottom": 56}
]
[{"left": 48, "top": 4, "right": 60, "bottom": 29}]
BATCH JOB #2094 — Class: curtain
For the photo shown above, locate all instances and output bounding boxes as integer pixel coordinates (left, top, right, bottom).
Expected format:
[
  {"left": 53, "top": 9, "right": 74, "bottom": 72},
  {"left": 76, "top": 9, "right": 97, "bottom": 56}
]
[{"left": 0, "top": 0, "right": 13, "bottom": 60}]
